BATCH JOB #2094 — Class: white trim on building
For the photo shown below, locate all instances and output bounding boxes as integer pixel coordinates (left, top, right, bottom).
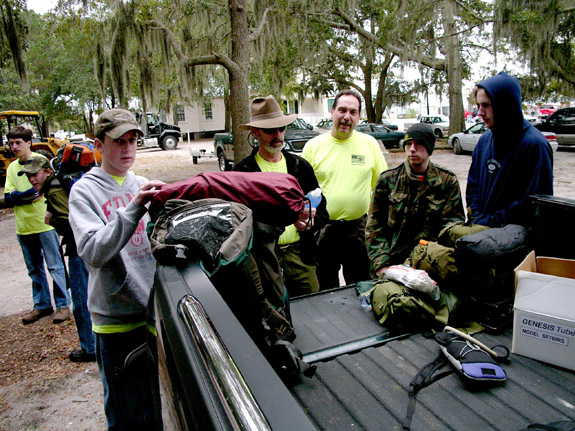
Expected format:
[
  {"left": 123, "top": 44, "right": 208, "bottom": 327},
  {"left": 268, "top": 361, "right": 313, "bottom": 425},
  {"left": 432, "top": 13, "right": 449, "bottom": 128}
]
[{"left": 176, "top": 99, "right": 226, "bottom": 139}]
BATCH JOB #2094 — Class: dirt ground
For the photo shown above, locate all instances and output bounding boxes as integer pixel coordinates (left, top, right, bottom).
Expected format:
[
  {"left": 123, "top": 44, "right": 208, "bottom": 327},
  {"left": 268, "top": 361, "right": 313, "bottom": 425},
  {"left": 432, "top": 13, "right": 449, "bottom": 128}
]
[
  {"left": 0, "top": 140, "right": 218, "bottom": 431},
  {"left": 0, "top": 139, "right": 573, "bottom": 430}
]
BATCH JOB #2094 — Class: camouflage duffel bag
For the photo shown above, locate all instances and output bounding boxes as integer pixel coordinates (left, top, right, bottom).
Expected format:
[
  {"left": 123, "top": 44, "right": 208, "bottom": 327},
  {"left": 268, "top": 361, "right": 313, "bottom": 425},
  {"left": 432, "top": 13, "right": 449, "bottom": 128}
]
[{"left": 371, "top": 280, "right": 457, "bottom": 332}]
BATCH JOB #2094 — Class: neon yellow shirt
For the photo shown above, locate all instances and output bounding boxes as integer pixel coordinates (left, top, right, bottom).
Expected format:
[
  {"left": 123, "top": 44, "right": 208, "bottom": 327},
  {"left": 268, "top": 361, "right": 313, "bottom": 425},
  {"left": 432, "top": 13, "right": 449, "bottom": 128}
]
[
  {"left": 302, "top": 131, "right": 387, "bottom": 221},
  {"left": 92, "top": 321, "right": 157, "bottom": 336},
  {"left": 110, "top": 174, "right": 127, "bottom": 186},
  {"left": 5, "top": 153, "right": 55, "bottom": 235},
  {"left": 255, "top": 153, "right": 300, "bottom": 245}
]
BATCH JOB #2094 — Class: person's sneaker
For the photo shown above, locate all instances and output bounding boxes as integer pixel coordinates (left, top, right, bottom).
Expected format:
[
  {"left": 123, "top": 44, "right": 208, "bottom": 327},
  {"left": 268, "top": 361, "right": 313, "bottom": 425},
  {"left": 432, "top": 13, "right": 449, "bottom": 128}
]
[
  {"left": 52, "top": 308, "right": 70, "bottom": 324},
  {"left": 22, "top": 307, "right": 54, "bottom": 325},
  {"left": 69, "top": 349, "right": 96, "bottom": 363}
]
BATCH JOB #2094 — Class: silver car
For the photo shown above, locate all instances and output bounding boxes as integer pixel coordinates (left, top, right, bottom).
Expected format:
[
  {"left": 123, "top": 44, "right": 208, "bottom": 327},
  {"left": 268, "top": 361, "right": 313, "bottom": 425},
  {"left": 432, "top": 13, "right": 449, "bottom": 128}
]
[{"left": 449, "top": 122, "right": 558, "bottom": 154}]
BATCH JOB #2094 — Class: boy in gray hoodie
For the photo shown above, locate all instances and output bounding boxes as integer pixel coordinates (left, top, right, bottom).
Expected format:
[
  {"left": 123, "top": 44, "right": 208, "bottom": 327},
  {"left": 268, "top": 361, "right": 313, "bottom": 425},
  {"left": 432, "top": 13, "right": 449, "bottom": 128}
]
[{"left": 69, "top": 109, "right": 165, "bottom": 430}]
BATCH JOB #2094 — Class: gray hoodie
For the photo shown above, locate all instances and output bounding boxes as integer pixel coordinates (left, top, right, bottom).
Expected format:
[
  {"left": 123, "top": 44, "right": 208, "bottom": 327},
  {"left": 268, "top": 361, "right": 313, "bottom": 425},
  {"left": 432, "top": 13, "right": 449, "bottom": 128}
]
[{"left": 68, "top": 167, "right": 155, "bottom": 327}]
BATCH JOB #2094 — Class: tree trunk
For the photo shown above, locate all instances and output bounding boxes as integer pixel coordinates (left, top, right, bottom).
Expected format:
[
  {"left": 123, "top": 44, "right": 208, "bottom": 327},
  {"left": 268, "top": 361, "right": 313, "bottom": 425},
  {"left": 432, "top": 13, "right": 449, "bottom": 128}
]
[
  {"left": 362, "top": 54, "right": 375, "bottom": 123},
  {"left": 442, "top": 0, "right": 465, "bottom": 136},
  {"left": 172, "top": 104, "right": 179, "bottom": 126},
  {"left": 224, "top": 85, "right": 231, "bottom": 132},
  {"left": 229, "top": 0, "right": 251, "bottom": 163},
  {"left": 362, "top": 22, "right": 376, "bottom": 123},
  {"left": 374, "top": 53, "right": 394, "bottom": 123}
]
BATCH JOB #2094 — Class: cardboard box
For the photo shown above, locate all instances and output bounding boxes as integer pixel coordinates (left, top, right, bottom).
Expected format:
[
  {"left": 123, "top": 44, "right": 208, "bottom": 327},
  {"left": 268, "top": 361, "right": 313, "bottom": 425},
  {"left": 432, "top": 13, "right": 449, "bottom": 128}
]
[{"left": 513, "top": 251, "right": 575, "bottom": 371}]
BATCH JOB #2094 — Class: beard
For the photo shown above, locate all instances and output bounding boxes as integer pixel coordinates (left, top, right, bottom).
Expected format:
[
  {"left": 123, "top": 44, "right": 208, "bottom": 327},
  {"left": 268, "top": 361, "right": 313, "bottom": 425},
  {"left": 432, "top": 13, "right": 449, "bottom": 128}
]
[{"left": 262, "top": 139, "right": 285, "bottom": 154}]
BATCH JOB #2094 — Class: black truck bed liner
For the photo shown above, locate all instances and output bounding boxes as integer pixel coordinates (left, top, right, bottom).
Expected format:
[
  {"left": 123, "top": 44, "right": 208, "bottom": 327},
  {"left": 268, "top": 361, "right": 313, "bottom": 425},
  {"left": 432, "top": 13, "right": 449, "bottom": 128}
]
[
  {"left": 290, "top": 287, "right": 575, "bottom": 431},
  {"left": 155, "top": 194, "right": 575, "bottom": 430}
]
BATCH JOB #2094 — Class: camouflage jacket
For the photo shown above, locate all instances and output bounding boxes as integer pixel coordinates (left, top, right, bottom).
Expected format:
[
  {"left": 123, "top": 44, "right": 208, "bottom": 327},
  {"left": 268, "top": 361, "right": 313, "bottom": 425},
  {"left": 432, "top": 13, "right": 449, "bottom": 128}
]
[{"left": 365, "top": 160, "right": 465, "bottom": 274}]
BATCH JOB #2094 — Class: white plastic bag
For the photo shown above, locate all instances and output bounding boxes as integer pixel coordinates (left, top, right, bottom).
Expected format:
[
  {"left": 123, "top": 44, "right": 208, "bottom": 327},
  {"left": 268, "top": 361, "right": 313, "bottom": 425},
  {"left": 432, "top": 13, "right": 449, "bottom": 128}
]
[{"left": 384, "top": 265, "right": 440, "bottom": 300}]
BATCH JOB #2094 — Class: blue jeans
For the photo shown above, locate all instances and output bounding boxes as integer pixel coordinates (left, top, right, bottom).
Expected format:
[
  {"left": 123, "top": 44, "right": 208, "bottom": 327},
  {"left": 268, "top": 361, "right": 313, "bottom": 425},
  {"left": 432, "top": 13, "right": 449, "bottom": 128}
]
[
  {"left": 68, "top": 255, "right": 95, "bottom": 354},
  {"left": 95, "top": 327, "right": 163, "bottom": 430},
  {"left": 17, "top": 230, "right": 70, "bottom": 309}
]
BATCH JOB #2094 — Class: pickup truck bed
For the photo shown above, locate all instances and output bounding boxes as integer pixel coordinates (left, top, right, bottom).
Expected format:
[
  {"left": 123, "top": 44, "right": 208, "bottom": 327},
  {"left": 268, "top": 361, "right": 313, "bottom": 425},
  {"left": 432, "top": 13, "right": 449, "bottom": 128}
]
[
  {"left": 155, "top": 265, "right": 575, "bottom": 431},
  {"left": 290, "top": 287, "right": 575, "bottom": 431}
]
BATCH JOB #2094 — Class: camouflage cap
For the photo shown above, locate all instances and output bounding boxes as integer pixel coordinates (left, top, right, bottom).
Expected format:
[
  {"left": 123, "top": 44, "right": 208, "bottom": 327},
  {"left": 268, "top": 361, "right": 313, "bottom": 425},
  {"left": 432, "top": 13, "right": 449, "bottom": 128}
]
[
  {"left": 17, "top": 155, "right": 51, "bottom": 176},
  {"left": 95, "top": 109, "right": 143, "bottom": 140}
]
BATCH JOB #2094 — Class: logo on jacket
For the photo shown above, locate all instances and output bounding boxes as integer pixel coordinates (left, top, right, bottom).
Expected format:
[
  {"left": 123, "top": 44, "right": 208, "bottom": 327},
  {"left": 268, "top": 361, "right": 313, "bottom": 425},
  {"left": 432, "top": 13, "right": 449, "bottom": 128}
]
[
  {"left": 486, "top": 159, "right": 501, "bottom": 174},
  {"left": 130, "top": 219, "right": 146, "bottom": 248}
]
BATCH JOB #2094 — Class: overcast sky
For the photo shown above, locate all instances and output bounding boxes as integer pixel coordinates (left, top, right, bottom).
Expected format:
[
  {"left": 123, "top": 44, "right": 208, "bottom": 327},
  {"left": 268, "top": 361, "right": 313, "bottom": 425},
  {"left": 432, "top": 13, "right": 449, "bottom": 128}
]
[
  {"left": 27, "top": 0, "right": 55, "bottom": 14},
  {"left": 22, "top": 0, "right": 519, "bottom": 108}
]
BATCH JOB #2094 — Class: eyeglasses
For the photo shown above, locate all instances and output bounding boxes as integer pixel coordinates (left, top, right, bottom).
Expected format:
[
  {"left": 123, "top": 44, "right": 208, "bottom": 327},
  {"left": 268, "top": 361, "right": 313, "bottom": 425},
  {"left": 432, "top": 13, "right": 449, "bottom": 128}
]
[{"left": 261, "top": 126, "right": 286, "bottom": 134}]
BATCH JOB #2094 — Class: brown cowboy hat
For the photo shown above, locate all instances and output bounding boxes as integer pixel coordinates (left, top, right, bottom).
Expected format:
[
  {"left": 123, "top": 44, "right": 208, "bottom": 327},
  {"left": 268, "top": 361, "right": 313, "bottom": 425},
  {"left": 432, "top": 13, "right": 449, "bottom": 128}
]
[{"left": 240, "top": 95, "right": 298, "bottom": 130}]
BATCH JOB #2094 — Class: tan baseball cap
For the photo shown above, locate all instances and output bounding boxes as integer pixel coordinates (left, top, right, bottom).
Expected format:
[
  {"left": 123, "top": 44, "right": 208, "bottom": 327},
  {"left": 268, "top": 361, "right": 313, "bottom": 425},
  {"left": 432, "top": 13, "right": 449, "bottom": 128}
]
[{"left": 95, "top": 109, "right": 144, "bottom": 139}]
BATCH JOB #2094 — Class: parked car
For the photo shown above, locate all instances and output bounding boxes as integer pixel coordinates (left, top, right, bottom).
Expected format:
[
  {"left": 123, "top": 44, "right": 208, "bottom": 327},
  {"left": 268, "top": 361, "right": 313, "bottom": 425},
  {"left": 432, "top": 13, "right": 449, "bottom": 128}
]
[
  {"left": 535, "top": 107, "right": 575, "bottom": 147},
  {"left": 289, "top": 117, "right": 314, "bottom": 131},
  {"left": 449, "top": 122, "right": 559, "bottom": 154},
  {"left": 53, "top": 130, "right": 73, "bottom": 140},
  {"left": 360, "top": 119, "right": 399, "bottom": 131},
  {"left": 355, "top": 123, "right": 405, "bottom": 148},
  {"left": 449, "top": 122, "right": 488, "bottom": 154},
  {"left": 286, "top": 118, "right": 321, "bottom": 148},
  {"left": 523, "top": 114, "right": 542, "bottom": 125},
  {"left": 213, "top": 119, "right": 320, "bottom": 171},
  {"left": 316, "top": 118, "right": 332, "bottom": 130},
  {"left": 404, "top": 115, "right": 450, "bottom": 138},
  {"left": 538, "top": 104, "right": 557, "bottom": 119},
  {"left": 381, "top": 119, "right": 399, "bottom": 131}
]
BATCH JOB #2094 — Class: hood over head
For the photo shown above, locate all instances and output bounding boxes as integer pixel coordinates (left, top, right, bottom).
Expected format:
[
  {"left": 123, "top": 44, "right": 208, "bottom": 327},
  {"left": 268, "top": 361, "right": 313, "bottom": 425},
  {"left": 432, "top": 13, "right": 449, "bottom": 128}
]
[{"left": 476, "top": 72, "right": 525, "bottom": 143}]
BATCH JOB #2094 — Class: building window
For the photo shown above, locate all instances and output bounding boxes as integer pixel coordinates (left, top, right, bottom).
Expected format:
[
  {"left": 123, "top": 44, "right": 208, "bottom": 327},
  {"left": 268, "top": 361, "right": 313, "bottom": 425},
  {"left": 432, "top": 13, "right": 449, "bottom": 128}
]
[
  {"left": 203, "top": 102, "right": 213, "bottom": 120},
  {"left": 327, "top": 98, "right": 335, "bottom": 112},
  {"left": 176, "top": 105, "right": 186, "bottom": 122},
  {"left": 290, "top": 100, "right": 299, "bottom": 114}
]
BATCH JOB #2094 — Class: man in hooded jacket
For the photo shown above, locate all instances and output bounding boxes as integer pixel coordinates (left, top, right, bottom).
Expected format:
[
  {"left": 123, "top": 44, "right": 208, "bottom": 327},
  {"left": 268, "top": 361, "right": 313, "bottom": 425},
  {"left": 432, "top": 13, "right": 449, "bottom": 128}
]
[{"left": 467, "top": 72, "right": 553, "bottom": 227}]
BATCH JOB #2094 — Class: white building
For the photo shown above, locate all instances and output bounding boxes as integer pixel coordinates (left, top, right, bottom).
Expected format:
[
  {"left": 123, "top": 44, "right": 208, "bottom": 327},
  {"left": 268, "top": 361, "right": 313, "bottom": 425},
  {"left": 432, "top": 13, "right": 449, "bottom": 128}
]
[
  {"left": 174, "top": 99, "right": 226, "bottom": 140},
  {"left": 284, "top": 96, "right": 333, "bottom": 127}
]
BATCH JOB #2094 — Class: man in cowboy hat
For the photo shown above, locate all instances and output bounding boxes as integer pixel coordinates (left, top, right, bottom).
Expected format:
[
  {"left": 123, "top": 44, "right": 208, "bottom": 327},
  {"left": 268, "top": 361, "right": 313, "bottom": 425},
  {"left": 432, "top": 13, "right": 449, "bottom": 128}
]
[
  {"left": 302, "top": 89, "right": 388, "bottom": 289},
  {"left": 233, "top": 95, "right": 329, "bottom": 296}
]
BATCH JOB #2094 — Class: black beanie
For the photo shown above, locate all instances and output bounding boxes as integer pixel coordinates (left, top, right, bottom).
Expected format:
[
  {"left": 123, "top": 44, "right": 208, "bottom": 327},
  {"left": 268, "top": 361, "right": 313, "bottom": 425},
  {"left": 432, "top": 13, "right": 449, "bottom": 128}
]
[{"left": 403, "top": 123, "right": 436, "bottom": 155}]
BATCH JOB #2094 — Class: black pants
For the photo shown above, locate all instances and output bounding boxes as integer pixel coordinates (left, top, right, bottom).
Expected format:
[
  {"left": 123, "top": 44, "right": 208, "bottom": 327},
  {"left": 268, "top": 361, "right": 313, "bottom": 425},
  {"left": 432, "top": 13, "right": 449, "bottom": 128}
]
[{"left": 315, "top": 215, "right": 371, "bottom": 290}]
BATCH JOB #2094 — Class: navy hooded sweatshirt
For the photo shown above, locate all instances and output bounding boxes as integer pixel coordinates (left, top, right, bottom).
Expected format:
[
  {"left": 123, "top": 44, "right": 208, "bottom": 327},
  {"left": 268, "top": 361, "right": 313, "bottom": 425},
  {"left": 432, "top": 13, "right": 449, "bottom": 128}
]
[{"left": 466, "top": 72, "right": 553, "bottom": 227}]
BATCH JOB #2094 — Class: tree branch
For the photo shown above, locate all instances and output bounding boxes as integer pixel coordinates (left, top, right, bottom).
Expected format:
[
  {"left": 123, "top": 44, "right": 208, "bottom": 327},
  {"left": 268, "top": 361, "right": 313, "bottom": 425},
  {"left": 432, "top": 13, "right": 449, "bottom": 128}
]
[
  {"left": 549, "top": 56, "right": 575, "bottom": 86},
  {"left": 452, "top": 0, "right": 484, "bottom": 22},
  {"left": 308, "top": 16, "right": 352, "bottom": 32},
  {"left": 248, "top": 7, "right": 271, "bottom": 42},
  {"left": 327, "top": 45, "right": 355, "bottom": 65},
  {"left": 182, "top": 53, "right": 239, "bottom": 75},
  {"left": 333, "top": 7, "right": 447, "bottom": 71},
  {"left": 143, "top": 20, "right": 185, "bottom": 61},
  {"left": 333, "top": 78, "right": 364, "bottom": 95}
]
